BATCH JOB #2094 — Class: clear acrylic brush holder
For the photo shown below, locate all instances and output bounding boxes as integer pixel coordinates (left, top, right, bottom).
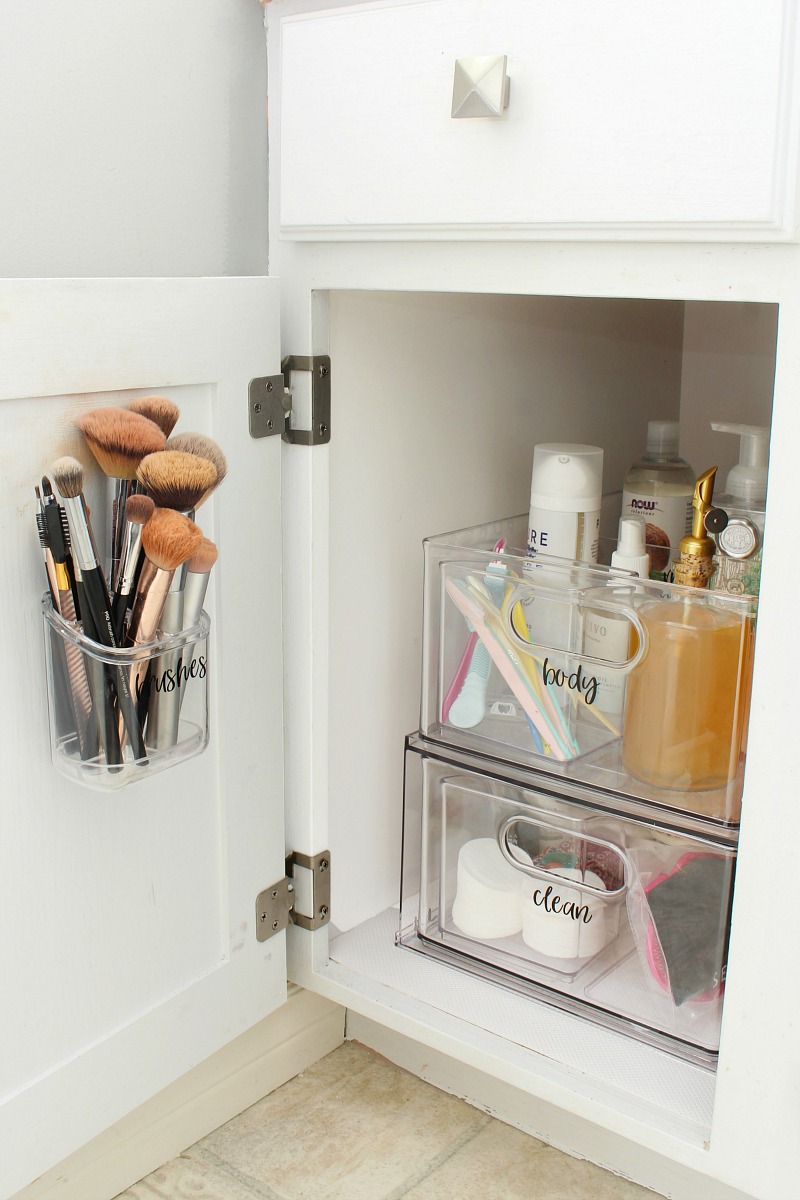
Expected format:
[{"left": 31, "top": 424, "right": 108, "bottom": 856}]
[{"left": 42, "top": 595, "right": 210, "bottom": 791}]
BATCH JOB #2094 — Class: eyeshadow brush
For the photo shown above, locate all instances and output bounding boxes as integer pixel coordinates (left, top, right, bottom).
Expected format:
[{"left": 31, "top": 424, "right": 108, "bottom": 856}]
[
  {"left": 76, "top": 407, "right": 166, "bottom": 590},
  {"left": 111, "top": 493, "right": 155, "bottom": 643},
  {"left": 52, "top": 456, "right": 147, "bottom": 767}
]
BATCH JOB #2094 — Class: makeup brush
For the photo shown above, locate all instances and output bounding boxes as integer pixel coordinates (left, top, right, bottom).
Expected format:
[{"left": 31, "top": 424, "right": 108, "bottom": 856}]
[
  {"left": 136, "top": 450, "right": 217, "bottom": 515},
  {"left": 51, "top": 456, "right": 147, "bottom": 767},
  {"left": 76, "top": 407, "right": 166, "bottom": 589},
  {"left": 39, "top": 479, "right": 97, "bottom": 758},
  {"left": 128, "top": 395, "right": 180, "bottom": 438},
  {"left": 152, "top": 537, "right": 218, "bottom": 749},
  {"left": 126, "top": 508, "right": 203, "bottom": 733},
  {"left": 166, "top": 432, "right": 227, "bottom": 508},
  {"left": 111, "top": 494, "right": 155, "bottom": 642}
]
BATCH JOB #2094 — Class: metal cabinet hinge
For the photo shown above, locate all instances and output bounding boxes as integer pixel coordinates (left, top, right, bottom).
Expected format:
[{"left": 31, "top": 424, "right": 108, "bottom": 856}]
[
  {"left": 256, "top": 849, "right": 331, "bottom": 942},
  {"left": 248, "top": 354, "right": 331, "bottom": 446}
]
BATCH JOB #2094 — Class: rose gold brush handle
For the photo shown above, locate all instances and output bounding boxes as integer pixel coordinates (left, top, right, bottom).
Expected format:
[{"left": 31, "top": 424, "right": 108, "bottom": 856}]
[{"left": 126, "top": 561, "right": 175, "bottom": 740}]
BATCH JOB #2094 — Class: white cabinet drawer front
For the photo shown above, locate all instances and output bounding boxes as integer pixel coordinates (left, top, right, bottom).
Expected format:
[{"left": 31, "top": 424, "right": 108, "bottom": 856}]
[{"left": 277, "top": 0, "right": 797, "bottom": 240}]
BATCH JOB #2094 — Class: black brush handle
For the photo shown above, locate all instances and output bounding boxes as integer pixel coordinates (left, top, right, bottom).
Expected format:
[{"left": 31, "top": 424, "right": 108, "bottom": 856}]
[
  {"left": 79, "top": 593, "right": 122, "bottom": 769},
  {"left": 80, "top": 565, "right": 148, "bottom": 765},
  {"left": 110, "top": 588, "right": 128, "bottom": 645}
]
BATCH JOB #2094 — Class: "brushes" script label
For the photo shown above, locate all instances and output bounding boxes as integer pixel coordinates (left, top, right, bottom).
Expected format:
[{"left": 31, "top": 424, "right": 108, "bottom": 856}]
[{"left": 153, "top": 655, "right": 207, "bottom": 694}]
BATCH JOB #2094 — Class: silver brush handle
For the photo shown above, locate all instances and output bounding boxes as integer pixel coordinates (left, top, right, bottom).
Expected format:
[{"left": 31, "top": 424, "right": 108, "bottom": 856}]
[{"left": 149, "top": 585, "right": 186, "bottom": 750}]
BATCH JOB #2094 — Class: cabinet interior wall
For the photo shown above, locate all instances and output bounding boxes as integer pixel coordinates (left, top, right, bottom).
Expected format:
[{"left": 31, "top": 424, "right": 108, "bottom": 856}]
[{"left": 324, "top": 290, "right": 777, "bottom": 934}]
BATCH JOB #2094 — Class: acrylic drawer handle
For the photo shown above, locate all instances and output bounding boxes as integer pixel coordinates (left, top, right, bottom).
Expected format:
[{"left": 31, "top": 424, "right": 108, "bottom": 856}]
[
  {"left": 498, "top": 814, "right": 630, "bottom": 899},
  {"left": 451, "top": 56, "right": 510, "bottom": 119},
  {"left": 502, "top": 579, "right": 647, "bottom": 673}
]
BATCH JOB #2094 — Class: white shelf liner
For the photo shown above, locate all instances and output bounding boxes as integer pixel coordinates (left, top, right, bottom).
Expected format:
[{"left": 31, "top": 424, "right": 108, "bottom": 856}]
[{"left": 329, "top": 908, "right": 716, "bottom": 1138}]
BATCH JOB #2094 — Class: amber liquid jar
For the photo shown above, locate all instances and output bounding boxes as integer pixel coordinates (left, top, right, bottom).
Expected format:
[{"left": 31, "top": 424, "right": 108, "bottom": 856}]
[{"left": 621, "top": 599, "right": 751, "bottom": 793}]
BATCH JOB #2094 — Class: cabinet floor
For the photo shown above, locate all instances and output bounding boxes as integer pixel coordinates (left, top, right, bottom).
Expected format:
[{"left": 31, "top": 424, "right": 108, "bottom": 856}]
[{"left": 115, "top": 1041, "right": 656, "bottom": 1199}]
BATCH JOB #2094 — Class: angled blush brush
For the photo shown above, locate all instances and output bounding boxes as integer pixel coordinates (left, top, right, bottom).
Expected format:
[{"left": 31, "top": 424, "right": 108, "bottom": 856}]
[
  {"left": 128, "top": 395, "right": 180, "bottom": 438},
  {"left": 77, "top": 407, "right": 166, "bottom": 589},
  {"left": 52, "top": 456, "right": 147, "bottom": 767},
  {"left": 111, "top": 493, "right": 155, "bottom": 642},
  {"left": 166, "top": 432, "right": 227, "bottom": 508},
  {"left": 126, "top": 508, "right": 203, "bottom": 737}
]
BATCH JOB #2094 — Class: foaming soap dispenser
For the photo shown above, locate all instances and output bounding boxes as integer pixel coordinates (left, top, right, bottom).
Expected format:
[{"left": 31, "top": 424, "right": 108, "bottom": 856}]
[{"left": 709, "top": 422, "right": 769, "bottom": 597}]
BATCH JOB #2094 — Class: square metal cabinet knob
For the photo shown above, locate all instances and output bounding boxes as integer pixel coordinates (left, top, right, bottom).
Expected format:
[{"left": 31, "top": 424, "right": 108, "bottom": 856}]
[{"left": 451, "top": 55, "right": 510, "bottom": 118}]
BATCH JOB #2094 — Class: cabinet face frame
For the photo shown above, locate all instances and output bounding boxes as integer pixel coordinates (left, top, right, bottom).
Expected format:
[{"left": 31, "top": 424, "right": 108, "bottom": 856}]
[
  {"left": 274, "top": 227, "right": 798, "bottom": 1200},
  {"left": 269, "top": 8, "right": 800, "bottom": 1198}
]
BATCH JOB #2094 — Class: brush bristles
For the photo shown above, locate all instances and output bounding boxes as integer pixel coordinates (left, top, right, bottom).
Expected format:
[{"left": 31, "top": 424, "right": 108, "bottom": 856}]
[
  {"left": 141, "top": 508, "right": 204, "bottom": 573},
  {"left": 166, "top": 432, "right": 228, "bottom": 487},
  {"left": 51, "top": 456, "right": 85, "bottom": 499},
  {"left": 124, "top": 494, "right": 155, "bottom": 527},
  {"left": 137, "top": 450, "right": 217, "bottom": 512},
  {"left": 129, "top": 395, "right": 180, "bottom": 437},
  {"left": 187, "top": 538, "right": 218, "bottom": 575},
  {"left": 78, "top": 407, "right": 166, "bottom": 479}
]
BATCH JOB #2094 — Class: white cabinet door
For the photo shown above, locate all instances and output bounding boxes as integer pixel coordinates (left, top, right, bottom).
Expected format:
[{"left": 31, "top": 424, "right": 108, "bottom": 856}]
[{"left": 0, "top": 278, "right": 286, "bottom": 1198}]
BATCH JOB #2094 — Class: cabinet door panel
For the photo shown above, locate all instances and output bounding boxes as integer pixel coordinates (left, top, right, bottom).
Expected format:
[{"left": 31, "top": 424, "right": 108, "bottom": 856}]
[
  {"left": 276, "top": 0, "right": 796, "bottom": 240},
  {"left": 0, "top": 278, "right": 285, "bottom": 1197}
]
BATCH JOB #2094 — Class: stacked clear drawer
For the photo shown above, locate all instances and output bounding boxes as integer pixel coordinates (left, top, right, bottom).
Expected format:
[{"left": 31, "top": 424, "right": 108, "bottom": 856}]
[{"left": 399, "top": 515, "right": 756, "bottom": 1066}]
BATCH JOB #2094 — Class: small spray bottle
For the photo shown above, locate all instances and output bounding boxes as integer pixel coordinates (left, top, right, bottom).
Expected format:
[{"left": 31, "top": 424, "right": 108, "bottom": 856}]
[{"left": 672, "top": 467, "right": 717, "bottom": 589}]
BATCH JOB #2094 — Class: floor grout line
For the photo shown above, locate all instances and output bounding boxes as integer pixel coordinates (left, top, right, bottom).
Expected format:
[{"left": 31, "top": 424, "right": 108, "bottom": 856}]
[
  {"left": 380, "top": 1111, "right": 493, "bottom": 1200},
  {"left": 189, "top": 1145, "right": 289, "bottom": 1200}
]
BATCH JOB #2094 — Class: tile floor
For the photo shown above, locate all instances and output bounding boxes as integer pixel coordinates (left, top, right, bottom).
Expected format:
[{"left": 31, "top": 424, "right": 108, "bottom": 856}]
[{"left": 116, "top": 1041, "right": 656, "bottom": 1200}]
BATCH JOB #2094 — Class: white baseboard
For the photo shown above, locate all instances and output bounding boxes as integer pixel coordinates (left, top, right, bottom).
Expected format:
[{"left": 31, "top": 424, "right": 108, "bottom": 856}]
[
  {"left": 13, "top": 988, "right": 344, "bottom": 1200},
  {"left": 346, "top": 1013, "right": 754, "bottom": 1200}
]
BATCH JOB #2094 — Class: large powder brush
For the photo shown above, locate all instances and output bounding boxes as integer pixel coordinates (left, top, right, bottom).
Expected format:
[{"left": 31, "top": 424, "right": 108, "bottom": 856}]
[
  {"left": 77, "top": 406, "right": 166, "bottom": 588},
  {"left": 128, "top": 395, "right": 181, "bottom": 438},
  {"left": 136, "top": 450, "right": 217, "bottom": 516},
  {"left": 166, "top": 432, "right": 228, "bottom": 508}
]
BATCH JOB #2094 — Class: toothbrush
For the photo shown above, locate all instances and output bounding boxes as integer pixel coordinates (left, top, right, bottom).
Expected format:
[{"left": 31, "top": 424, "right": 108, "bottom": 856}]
[
  {"left": 465, "top": 576, "right": 573, "bottom": 759},
  {"left": 447, "top": 558, "right": 508, "bottom": 729},
  {"left": 442, "top": 539, "right": 505, "bottom": 726},
  {"left": 445, "top": 579, "right": 570, "bottom": 760}
]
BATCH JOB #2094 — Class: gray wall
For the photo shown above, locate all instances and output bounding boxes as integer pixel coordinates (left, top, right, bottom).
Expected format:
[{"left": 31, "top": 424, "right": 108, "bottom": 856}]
[{"left": 0, "top": 1, "right": 268, "bottom": 277}]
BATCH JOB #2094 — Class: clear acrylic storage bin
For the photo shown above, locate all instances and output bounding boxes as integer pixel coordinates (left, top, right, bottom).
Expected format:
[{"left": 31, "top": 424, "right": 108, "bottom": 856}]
[
  {"left": 42, "top": 595, "right": 210, "bottom": 790},
  {"left": 421, "top": 515, "right": 757, "bottom": 825},
  {"left": 400, "top": 736, "right": 737, "bottom": 1064}
]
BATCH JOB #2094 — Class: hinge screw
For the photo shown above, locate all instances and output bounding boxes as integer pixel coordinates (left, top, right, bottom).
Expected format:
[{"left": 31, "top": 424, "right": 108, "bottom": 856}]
[
  {"left": 319, "top": 859, "right": 329, "bottom": 871},
  {"left": 260, "top": 911, "right": 267, "bottom": 922},
  {"left": 319, "top": 364, "right": 329, "bottom": 378},
  {"left": 272, "top": 920, "right": 279, "bottom": 931},
  {"left": 319, "top": 905, "right": 329, "bottom": 919},
  {"left": 266, "top": 380, "right": 274, "bottom": 392},
  {"left": 253, "top": 402, "right": 262, "bottom": 414},
  {"left": 319, "top": 423, "right": 329, "bottom": 438}
]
